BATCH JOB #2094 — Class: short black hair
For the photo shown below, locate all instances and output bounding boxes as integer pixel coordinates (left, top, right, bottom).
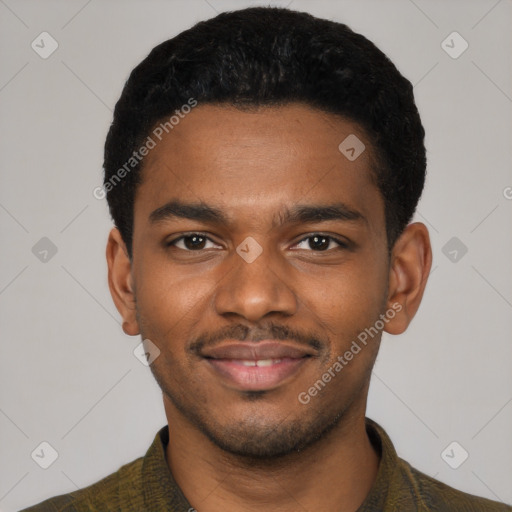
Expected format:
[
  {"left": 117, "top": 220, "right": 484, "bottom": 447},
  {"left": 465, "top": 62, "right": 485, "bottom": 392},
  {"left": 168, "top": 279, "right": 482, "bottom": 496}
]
[{"left": 103, "top": 6, "right": 426, "bottom": 259}]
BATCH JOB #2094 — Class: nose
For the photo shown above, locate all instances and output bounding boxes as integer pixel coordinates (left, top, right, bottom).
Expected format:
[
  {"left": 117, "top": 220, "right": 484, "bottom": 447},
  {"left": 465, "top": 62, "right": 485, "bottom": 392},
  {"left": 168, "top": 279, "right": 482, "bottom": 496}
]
[{"left": 213, "top": 241, "right": 298, "bottom": 323}]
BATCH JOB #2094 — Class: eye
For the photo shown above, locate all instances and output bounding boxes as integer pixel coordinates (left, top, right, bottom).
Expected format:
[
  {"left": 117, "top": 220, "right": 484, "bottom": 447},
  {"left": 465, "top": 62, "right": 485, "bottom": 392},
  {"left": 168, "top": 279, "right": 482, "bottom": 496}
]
[
  {"left": 293, "top": 234, "right": 348, "bottom": 252},
  {"left": 167, "top": 233, "right": 221, "bottom": 251}
]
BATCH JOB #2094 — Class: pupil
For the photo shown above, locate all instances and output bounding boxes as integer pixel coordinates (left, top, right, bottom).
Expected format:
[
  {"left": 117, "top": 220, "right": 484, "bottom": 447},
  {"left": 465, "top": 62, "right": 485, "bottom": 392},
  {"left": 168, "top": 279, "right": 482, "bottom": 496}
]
[
  {"left": 185, "top": 235, "right": 205, "bottom": 250},
  {"left": 310, "top": 235, "right": 328, "bottom": 250}
]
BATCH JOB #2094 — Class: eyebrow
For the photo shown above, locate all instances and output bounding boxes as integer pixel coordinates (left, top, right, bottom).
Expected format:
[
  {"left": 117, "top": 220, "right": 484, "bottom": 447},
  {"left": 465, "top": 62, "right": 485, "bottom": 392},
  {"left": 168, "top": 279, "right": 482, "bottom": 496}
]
[
  {"left": 148, "top": 200, "right": 367, "bottom": 227},
  {"left": 149, "top": 200, "right": 229, "bottom": 226}
]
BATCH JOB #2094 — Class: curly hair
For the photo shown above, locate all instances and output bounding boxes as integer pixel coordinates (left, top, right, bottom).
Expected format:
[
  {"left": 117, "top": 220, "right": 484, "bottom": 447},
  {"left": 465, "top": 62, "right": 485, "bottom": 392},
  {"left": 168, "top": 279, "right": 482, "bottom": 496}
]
[{"left": 103, "top": 6, "right": 426, "bottom": 259}]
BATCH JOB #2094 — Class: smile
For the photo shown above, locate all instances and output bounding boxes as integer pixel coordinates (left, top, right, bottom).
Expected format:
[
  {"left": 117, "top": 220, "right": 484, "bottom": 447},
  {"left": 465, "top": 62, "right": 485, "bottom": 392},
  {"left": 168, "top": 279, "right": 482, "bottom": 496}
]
[
  {"left": 234, "top": 359, "right": 282, "bottom": 367},
  {"left": 201, "top": 341, "right": 315, "bottom": 391}
]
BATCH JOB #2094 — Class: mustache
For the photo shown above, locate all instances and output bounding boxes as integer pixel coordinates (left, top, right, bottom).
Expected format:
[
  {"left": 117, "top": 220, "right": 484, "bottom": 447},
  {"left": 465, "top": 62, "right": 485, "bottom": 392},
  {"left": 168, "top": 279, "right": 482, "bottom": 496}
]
[{"left": 188, "top": 322, "right": 325, "bottom": 355}]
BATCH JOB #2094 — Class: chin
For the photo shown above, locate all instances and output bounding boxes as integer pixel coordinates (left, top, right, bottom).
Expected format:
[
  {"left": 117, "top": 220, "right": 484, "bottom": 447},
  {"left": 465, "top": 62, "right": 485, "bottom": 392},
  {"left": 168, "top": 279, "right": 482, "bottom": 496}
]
[{"left": 195, "top": 406, "right": 346, "bottom": 460}]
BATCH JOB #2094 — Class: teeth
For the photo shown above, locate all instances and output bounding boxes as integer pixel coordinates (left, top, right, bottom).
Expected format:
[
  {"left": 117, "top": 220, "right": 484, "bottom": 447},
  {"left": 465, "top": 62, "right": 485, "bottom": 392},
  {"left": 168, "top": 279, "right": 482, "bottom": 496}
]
[
  {"left": 255, "top": 359, "right": 276, "bottom": 367},
  {"left": 239, "top": 359, "right": 282, "bottom": 367}
]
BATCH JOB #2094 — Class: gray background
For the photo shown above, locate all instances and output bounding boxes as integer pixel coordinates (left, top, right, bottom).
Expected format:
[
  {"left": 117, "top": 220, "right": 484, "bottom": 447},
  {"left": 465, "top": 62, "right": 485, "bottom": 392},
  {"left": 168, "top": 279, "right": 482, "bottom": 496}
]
[{"left": 1, "top": 0, "right": 511, "bottom": 510}]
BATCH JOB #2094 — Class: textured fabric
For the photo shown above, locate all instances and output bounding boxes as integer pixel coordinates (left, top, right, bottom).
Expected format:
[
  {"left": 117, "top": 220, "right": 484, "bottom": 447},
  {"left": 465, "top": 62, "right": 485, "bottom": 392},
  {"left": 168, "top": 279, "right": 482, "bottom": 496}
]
[{"left": 21, "top": 417, "right": 511, "bottom": 511}]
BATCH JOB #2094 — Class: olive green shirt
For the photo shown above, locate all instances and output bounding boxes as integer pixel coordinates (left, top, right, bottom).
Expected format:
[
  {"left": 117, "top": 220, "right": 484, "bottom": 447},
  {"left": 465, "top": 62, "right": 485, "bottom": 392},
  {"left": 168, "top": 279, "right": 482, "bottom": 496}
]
[{"left": 21, "top": 417, "right": 511, "bottom": 511}]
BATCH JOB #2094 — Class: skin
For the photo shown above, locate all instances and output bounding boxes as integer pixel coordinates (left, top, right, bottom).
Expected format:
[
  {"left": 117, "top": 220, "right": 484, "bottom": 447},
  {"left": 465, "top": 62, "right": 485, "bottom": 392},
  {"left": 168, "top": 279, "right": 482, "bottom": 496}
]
[{"left": 107, "top": 103, "right": 432, "bottom": 512}]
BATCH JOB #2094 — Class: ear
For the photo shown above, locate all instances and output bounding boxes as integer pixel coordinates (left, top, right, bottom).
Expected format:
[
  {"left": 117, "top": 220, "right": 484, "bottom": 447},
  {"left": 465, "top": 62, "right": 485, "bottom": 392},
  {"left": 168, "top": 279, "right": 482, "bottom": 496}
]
[
  {"left": 384, "top": 222, "right": 432, "bottom": 335},
  {"left": 106, "top": 227, "right": 140, "bottom": 336}
]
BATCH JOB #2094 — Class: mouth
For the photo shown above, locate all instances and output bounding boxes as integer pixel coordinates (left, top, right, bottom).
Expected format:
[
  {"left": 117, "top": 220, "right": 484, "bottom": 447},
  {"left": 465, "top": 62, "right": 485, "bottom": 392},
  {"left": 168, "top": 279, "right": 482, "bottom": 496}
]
[{"left": 201, "top": 341, "right": 315, "bottom": 391}]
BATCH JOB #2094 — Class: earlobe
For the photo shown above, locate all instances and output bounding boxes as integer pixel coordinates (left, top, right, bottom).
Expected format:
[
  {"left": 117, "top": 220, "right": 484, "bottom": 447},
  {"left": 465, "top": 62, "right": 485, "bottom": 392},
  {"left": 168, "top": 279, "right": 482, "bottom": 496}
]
[
  {"left": 384, "top": 222, "right": 432, "bottom": 335},
  {"left": 106, "top": 228, "right": 140, "bottom": 336}
]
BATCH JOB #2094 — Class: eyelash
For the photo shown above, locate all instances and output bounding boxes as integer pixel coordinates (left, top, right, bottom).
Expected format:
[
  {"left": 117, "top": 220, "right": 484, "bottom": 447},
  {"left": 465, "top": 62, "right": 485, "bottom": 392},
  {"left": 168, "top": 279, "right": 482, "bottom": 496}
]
[{"left": 166, "top": 233, "right": 348, "bottom": 252}]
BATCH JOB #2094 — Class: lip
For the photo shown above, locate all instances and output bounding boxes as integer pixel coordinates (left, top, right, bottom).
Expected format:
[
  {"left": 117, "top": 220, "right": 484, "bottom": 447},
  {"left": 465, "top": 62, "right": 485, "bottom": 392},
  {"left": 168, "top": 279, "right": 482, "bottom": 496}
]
[
  {"left": 201, "top": 340, "right": 316, "bottom": 360},
  {"left": 201, "top": 341, "right": 315, "bottom": 391}
]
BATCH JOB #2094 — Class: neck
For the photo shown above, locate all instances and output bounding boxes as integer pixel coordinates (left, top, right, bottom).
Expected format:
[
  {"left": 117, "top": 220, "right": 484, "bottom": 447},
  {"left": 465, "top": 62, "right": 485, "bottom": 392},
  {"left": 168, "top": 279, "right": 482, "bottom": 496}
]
[{"left": 164, "top": 399, "right": 380, "bottom": 512}]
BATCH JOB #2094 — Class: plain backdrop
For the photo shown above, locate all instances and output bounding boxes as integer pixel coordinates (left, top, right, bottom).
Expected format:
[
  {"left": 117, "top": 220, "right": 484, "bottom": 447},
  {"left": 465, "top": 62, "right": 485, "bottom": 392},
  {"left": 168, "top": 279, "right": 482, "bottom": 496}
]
[{"left": 1, "top": 0, "right": 511, "bottom": 510}]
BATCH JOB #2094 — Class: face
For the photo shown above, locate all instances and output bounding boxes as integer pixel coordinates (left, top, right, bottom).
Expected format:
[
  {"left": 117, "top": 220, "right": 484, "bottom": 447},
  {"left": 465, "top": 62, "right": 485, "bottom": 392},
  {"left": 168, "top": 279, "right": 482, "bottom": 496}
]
[{"left": 120, "top": 104, "right": 395, "bottom": 458}]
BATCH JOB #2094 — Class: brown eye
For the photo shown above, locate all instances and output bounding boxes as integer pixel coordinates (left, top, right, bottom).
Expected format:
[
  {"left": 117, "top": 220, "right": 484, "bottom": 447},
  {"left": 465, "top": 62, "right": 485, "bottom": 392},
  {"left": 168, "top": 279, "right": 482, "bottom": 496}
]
[
  {"left": 308, "top": 235, "right": 330, "bottom": 251},
  {"left": 167, "top": 234, "right": 219, "bottom": 251},
  {"left": 183, "top": 235, "right": 206, "bottom": 250},
  {"left": 294, "top": 234, "right": 347, "bottom": 251}
]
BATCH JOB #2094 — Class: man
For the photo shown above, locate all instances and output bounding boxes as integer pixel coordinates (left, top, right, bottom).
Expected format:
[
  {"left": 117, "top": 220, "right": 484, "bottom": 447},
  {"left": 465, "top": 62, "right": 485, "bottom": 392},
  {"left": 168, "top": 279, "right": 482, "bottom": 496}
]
[{"left": 22, "top": 6, "right": 511, "bottom": 512}]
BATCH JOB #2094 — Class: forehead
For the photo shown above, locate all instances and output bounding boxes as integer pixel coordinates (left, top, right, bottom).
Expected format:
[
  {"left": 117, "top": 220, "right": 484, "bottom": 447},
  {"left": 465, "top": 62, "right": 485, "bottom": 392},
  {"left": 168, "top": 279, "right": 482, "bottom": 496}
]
[{"left": 135, "top": 103, "right": 383, "bottom": 231}]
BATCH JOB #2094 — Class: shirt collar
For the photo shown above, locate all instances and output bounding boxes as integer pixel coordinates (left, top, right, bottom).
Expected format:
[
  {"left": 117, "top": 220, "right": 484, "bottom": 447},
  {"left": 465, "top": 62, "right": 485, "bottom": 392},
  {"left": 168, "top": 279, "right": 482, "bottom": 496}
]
[
  {"left": 142, "top": 424, "right": 193, "bottom": 510},
  {"left": 356, "top": 417, "right": 401, "bottom": 510},
  {"left": 141, "top": 417, "right": 400, "bottom": 511}
]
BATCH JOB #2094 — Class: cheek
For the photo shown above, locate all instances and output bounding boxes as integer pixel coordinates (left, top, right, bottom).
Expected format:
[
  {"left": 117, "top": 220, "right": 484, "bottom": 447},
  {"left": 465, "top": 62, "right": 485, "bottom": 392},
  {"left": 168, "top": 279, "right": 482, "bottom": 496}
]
[
  {"left": 299, "top": 262, "right": 388, "bottom": 375},
  {"left": 304, "top": 257, "right": 387, "bottom": 322},
  {"left": 133, "top": 257, "right": 214, "bottom": 341}
]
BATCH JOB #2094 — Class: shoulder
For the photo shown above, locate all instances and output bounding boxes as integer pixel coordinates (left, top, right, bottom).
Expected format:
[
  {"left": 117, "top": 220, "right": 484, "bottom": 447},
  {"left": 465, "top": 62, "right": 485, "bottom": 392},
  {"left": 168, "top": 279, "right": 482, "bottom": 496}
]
[
  {"left": 364, "top": 417, "right": 511, "bottom": 511},
  {"left": 19, "top": 456, "right": 144, "bottom": 512},
  {"left": 397, "top": 458, "right": 512, "bottom": 512}
]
